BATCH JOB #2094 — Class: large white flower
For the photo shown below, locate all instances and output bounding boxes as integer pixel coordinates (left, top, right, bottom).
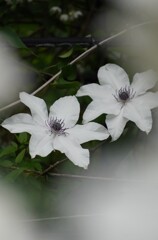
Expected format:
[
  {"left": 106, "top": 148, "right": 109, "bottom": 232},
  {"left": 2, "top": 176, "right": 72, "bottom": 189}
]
[
  {"left": 1, "top": 92, "right": 109, "bottom": 169},
  {"left": 76, "top": 63, "right": 158, "bottom": 141}
]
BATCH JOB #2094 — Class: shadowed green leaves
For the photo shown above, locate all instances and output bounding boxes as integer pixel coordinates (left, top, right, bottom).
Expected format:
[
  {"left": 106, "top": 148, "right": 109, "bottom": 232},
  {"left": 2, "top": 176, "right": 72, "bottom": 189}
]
[{"left": 0, "top": 27, "right": 27, "bottom": 48}]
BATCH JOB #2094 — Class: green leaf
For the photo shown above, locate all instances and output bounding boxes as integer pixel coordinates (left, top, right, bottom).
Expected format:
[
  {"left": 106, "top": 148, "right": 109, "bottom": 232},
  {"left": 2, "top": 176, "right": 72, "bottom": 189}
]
[
  {"left": 16, "top": 133, "right": 28, "bottom": 144},
  {"left": 0, "top": 160, "right": 13, "bottom": 168},
  {"left": 59, "top": 48, "right": 73, "bottom": 58},
  {"left": 5, "top": 168, "right": 24, "bottom": 182},
  {"left": 62, "top": 65, "right": 77, "bottom": 81},
  {"left": 33, "top": 162, "right": 42, "bottom": 172},
  {"left": 15, "top": 149, "right": 26, "bottom": 164},
  {"left": 0, "top": 142, "right": 18, "bottom": 158},
  {"left": 0, "top": 27, "right": 27, "bottom": 48},
  {"left": 53, "top": 77, "right": 80, "bottom": 89}
]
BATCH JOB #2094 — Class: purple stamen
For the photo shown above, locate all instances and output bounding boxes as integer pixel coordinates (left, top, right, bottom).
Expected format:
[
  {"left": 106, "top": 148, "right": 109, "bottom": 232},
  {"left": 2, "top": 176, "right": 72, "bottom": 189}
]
[{"left": 45, "top": 117, "right": 68, "bottom": 136}]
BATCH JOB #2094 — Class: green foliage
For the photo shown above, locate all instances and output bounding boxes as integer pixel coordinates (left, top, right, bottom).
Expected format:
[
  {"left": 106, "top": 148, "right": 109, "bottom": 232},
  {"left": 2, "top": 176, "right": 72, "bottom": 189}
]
[
  {"left": 5, "top": 168, "right": 24, "bottom": 182},
  {"left": 15, "top": 149, "right": 26, "bottom": 163},
  {"left": 0, "top": 142, "right": 18, "bottom": 158},
  {"left": 61, "top": 65, "right": 77, "bottom": 81},
  {"left": 0, "top": 27, "right": 27, "bottom": 48},
  {"left": 0, "top": 160, "right": 13, "bottom": 168},
  {"left": 16, "top": 132, "right": 28, "bottom": 144},
  {"left": 59, "top": 48, "right": 73, "bottom": 58}
]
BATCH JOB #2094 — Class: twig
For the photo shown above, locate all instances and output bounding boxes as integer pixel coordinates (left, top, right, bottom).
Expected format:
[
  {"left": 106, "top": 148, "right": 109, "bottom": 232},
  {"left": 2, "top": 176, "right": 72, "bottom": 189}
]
[
  {"left": 40, "top": 142, "right": 105, "bottom": 176},
  {"left": 0, "top": 20, "right": 156, "bottom": 113},
  {"left": 19, "top": 213, "right": 105, "bottom": 223},
  {"left": 40, "top": 158, "right": 66, "bottom": 175},
  {"left": 5, "top": 165, "right": 39, "bottom": 175},
  {"left": 1, "top": 158, "right": 66, "bottom": 176},
  {"left": 48, "top": 173, "right": 158, "bottom": 185}
]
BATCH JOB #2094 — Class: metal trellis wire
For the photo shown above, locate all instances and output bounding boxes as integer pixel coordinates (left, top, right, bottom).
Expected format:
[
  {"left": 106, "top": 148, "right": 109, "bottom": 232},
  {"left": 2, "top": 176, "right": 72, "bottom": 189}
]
[{"left": 21, "top": 36, "right": 98, "bottom": 47}]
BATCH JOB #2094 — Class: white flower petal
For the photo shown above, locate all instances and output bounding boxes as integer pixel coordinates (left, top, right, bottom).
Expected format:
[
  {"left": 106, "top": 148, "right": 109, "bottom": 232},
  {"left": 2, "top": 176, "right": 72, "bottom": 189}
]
[
  {"left": 49, "top": 96, "right": 80, "bottom": 128},
  {"left": 131, "top": 70, "right": 157, "bottom": 96},
  {"left": 54, "top": 135, "right": 89, "bottom": 169},
  {"left": 67, "top": 122, "right": 109, "bottom": 144},
  {"left": 83, "top": 99, "right": 122, "bottom": 123},
  {"left": 106, "top": 110, "right": 128, "bottom": 141},
  {"left": 1, "top": 113, "right": 43, "bottom": 134},
  {"left": 76, "top": 83, "right": 110, "bottom": 100},
  {"left": 97, "top": 64, "right": 130, "bottom": 89},
  {"left": 123, "top": 102, "right": 152, "bottom": 133},
  {"left": 135, "top": 92, "right": 158, "bottom": 109},
  {"left": 20, "top": 92, "right": 48, "bottom": 124},
  {"left": 82, "top": 101, "right": 105, "bottom": 123},
  {"left": 29, "top": 133, "right": 54, "bottom": 158}
]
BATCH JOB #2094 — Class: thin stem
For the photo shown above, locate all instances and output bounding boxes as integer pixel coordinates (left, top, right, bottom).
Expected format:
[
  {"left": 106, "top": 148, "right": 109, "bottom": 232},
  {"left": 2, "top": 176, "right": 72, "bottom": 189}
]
[
  {"left": 32, "top": 71, "right": 62, "bottom": 95},
  {"left": 6, "top": 165, "right": 39, "bottom": 175},
  {"left": 0, "top": 99, "right": 21, "bottom": 112},
  {"left": 0, "top": 20, "right": 155, "bottom": 113},
  {"left": 20, "top": 213, "right": 105, "bottom": 223},
  {"left": 69, "top": 29, "right": 126, "bottom": 65},
  {"left": 48, "top": 173, "right": 158, "bottom": 185},
  {"left": 1, "top": 158, "right": 66, "bottom": 176},
  {"left": 40, "top": 158, "right": 66, "bottom": 176}
]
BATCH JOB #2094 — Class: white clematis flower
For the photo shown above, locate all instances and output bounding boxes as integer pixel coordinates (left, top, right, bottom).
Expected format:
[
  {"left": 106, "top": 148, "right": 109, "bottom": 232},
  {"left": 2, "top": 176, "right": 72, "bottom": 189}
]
[
  {"left": 1, "top": 92, "right": 109, "bottom": 169},
  {"left": 76, "top": 63, "right": 158, "bottom": 141}
]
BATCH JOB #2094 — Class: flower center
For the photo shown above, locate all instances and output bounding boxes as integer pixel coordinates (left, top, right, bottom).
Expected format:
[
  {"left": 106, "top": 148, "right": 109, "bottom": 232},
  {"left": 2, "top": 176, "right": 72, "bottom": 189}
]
[
  {"left": 119, "top": 91, "right": 129, "bottom": 101},
  {"left": 51, "top": 121, "right": 62, "bottom": 131},
  {"left": 114, "top": 86, "right": 135, "bottom": 103},
  {"left": 45, "top": 117, "right": 67, "bottom": 136}
]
